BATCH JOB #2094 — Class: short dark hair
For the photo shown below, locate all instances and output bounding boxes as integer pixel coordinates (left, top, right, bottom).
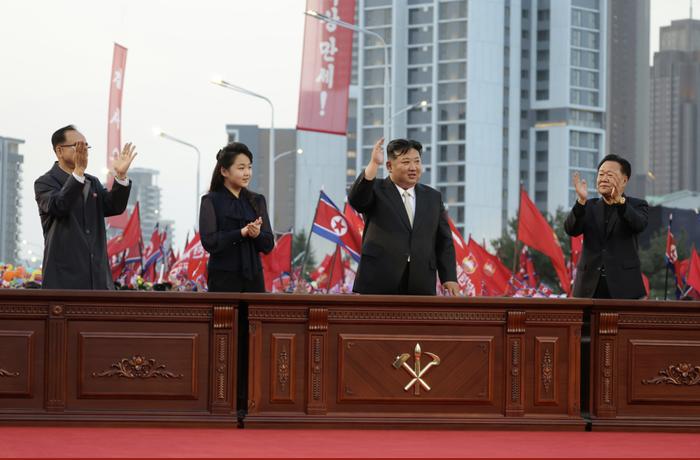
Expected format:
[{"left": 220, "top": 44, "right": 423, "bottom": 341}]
[
  {"left": 386, "top": 138, "right": 422, "bottom": 160},
  {"left": 597, "top": 154, "right": 631, "bottom": 179},
  {"left": 51, "top": 125, "right": 78, "bottom": 152}
]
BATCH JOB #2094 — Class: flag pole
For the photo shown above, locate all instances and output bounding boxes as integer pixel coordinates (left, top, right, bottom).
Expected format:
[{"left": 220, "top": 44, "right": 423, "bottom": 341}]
[
  {"left": 512, "top": 183, "right": 524, "bottom": 274},
  {"left": 297, "top": 191, "right": 322, "bottom": 293},
  {"left": 664, "top": 213, "right": 673, "bottom": 300},
  {"left": 326, "top": 244, "right": 340, "bottom": 294}
]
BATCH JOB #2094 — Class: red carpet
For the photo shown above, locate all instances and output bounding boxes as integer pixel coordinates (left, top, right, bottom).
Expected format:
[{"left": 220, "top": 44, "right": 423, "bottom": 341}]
[{"left": 1, "top": 427, "right": 699, "bottom": 458}]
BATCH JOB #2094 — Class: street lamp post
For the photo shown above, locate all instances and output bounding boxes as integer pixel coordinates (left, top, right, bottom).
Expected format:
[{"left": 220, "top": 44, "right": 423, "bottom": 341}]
[
  {"left": 211, "top": 77, "right": 276, "bottom": 230},
  {"left": 153, "top": 127, "right": 201, "bottom": 221},
  {"left": 275, "top": 148, "right": 304, "bottom": 163},
  {"left": 304, "top": 9, "right": 391, "bottom": 141},
  {"left": 386, "top": 100, "right": 428, "bottom": 124}
]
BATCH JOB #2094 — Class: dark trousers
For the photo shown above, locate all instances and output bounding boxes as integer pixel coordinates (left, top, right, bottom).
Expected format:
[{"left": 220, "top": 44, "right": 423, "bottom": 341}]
[{"left": 207, "top": 269, "right": 265, "bottom": 421}]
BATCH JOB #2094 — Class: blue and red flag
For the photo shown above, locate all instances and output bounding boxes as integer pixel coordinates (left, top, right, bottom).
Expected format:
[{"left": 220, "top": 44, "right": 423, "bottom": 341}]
[{"left": 311, "top": 191, "right": 361, "bottom": 262}]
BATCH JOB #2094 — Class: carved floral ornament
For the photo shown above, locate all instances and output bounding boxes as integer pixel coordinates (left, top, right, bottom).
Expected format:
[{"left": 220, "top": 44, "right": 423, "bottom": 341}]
[
  {"left": 642, "top": 362, "right": 700, "bottom": 386},
  {"left": 0, "top": 368, "right": 19, "bottom": 377},
  {"left": 92, "top": 355, "right": 183, "bottom": 379}
]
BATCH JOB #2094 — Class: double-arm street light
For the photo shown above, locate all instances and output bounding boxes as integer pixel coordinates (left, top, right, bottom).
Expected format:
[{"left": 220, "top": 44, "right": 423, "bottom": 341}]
[
  {"left": 304, "top": 9, "right": 391, "bottom": 141},
  {"left": 210, "top": 76, "right": 277, "bottom": 230},
  {"left": 152, "top": 127, "right": 201, "bottom": 221}
]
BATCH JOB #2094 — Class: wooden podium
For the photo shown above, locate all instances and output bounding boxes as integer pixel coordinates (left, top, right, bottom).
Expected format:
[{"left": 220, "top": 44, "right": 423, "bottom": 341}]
[
  {"left": 2, "top": 290, "right": 700, "bottom": 430},
  {"left": 244, "top": 295, "right": 584, "bottom": 429}
]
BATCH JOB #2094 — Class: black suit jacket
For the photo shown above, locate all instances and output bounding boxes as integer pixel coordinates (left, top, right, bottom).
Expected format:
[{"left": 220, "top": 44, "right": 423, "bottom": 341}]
[
  {"left": 564, "top": 196, "right": 648, "bottom": 299},
  {"left": 347, "top": 171, "right": 456, "bottom": 295},
  {"left": 35, "top": 162, "right": 131, "bottom": 290}
]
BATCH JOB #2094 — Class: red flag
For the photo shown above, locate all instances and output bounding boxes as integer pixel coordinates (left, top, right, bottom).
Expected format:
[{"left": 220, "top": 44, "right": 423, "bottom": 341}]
[
  {"left": 261, "top": 233, "right": 293, "bottom": 291},
  {"left": 310, "top": 254, "right": 334, "bottom": 282},
  {"left": 665, "top": 219, "right": 683, "bottom": 295},
  {"left": 169, "top": 232, "right": 209, "bottom": 285},
  {"left": 142, "top": 225, "right": 166, "bottom": 282},
  {"left": 686, "top": 248, "right": 700, "bottom": 294},
  {"left": 107, "top": 202, "right": 141, "bottom": 257},
  {"left": 518, "top": 246, "right": 538, "bottom": 288},
  {"left": 343, "top": 201, "right": 364, "bottom": 240},
  {"left": 297, "top": 0, "right": 356, "bottom": 134},
  {"left": 107, "top": 211, "right": 129, "bottom": 230},
  {"left": 517, "top": 189, "right": 570, "bottom": 294},
  {"left": 311, "top": 191, "right": 361, "bottom": 262},
  {"left": 446, "top": 217, "right": 478, "bottom": 295},
  {"left": 641, "top": 273, "right": 650, "bottom": 297},
  {"left": 466, "top": 237, "right": 512, "bottom": 296},
  {"left": 106, "top": 43, "right": 127, "bottom": 182},
  {"left": 312, "top": 246, "right": 344, "bottom": 292},
  {"left": 570, "top": 234, "right": 583, "bottom": 279}
]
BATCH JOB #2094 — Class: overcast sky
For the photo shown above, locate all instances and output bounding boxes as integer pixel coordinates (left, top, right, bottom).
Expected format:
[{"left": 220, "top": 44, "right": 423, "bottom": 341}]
[{"left": 0, "top": 0, "right": 693, "bottom": 264}]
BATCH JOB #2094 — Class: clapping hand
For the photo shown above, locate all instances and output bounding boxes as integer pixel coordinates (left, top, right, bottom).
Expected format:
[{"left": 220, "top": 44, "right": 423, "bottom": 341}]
[
  {"left": 242, "top": 217, "right": 263, "bottom": 238},
  {"left": 73, "top": 141, "right": 89, "bottom": 175},
  {"left": 573, "top": 172, "right": 588, "bottom": 205},
  {"left": 609, "top": 171, "right": 625, "bottom": 204}
]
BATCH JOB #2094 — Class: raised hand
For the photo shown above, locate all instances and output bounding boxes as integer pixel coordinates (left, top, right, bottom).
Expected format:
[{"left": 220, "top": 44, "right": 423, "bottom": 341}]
[
  {"left": 364, "top": 137, "right": 385, "bottom": 180},
  {"left": 573, "top": 172, "right": 588, "bottom": 204},
  {"left": 371, "top": 137, "right": 385, "bottom": 166},
  {"left": 112, "top": 143, "right": 137, "bottom": 179},
  {"left": 73, "top": 141, "right": 89, "bottom": 175}
]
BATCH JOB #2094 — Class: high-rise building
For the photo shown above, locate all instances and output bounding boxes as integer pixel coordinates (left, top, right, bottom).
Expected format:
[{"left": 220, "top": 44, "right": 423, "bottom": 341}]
[
  {"left": 649, "top": 18, "right": 700, "bottom": 196},
  {"left": 352, "top": 0, "right": 607, "bottom": 242},
  {"left": 606, "top": 0, "right": 650, "bottom": 197},
  {"left": 124, "top": 167, "right": 162, "bottom": 242},
  {"left": 518, "top": 0, "right": 607, "bottom": 216},
  {"left": 0, "top": 136, "right": 24, "bottom": 264},
  {"left": 225, "top": 125, "right": 298, "bottom": 233}
]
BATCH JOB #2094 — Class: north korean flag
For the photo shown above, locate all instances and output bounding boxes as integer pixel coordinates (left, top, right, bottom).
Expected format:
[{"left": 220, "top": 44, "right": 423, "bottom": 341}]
[{"left": 311, "top": 191, "right": 361, "bottom": 262}]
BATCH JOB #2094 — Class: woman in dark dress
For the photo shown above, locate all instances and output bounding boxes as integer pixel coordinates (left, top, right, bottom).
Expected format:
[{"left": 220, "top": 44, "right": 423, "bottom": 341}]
[
  {"left": 199, "top": 142, "right": 274, "bottom": 292},
  {"left": 199, "top": 142, "right": 274, "bottom": 420}
]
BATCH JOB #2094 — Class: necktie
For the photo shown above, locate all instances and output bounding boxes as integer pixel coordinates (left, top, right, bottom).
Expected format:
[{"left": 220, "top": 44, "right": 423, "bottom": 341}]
[{"left": 402, "top": 190, "right": 413, "bottom": 227}]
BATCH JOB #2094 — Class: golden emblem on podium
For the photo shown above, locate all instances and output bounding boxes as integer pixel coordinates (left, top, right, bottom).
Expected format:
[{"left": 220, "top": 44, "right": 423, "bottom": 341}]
[{"left": 392, "top": 343, "right": 440, "bottom": 395}]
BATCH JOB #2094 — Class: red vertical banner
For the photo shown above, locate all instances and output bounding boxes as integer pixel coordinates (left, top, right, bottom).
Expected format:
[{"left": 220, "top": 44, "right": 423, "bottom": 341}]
[
  {"left": 106, "top": 43, "right": 127, "bottom": 183},
  {"left": 297, "top": 0, "right": 355, "bottom": 135}
]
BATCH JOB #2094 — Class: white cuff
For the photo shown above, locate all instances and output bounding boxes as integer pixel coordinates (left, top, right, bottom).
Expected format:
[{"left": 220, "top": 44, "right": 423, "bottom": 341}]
[
  {"left": 115, "top": 176, "right": 130, "bottom": 186},
  {"left": 72, "top": 172, "right": 85, "bottom": 184}
]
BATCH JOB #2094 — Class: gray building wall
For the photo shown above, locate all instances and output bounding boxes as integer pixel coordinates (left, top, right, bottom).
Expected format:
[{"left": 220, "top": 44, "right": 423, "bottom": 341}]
[
  {"left": 650, "top": 19, "right": 700, "bottom": 196},
  {"left": 128, "top": 168, "right": 162, "bottom": 242},
  {"left": 0, "top": 136, "right": 24, "bottom": 264},
  {"left": 606, "top": 0, "right": 650, "bottom": 197}
]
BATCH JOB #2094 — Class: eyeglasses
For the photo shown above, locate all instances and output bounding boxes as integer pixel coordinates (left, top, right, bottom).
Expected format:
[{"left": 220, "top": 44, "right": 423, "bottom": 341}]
[{"left": 59, "top": 143, "right": 92, "bottom": 149}]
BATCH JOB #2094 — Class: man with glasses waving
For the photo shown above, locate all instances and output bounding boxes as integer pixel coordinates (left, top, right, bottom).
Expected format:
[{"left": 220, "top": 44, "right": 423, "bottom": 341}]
[{"left": 35, "top": 125, "right": 138, "bottom": 289}]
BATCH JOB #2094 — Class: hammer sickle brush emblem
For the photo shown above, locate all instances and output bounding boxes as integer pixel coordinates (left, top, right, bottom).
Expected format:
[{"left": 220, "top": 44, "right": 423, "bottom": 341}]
[{"left": 392, "top": 343, "right": 441, "bottom": 396}]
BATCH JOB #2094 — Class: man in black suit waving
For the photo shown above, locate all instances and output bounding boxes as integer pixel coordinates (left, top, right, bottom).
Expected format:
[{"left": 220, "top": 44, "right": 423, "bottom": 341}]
[
  {"left": 564, "top": 154, "right": 648, "bottom": 299},
  {"left": 348, "top": 138, "right": 459, "bottom": 295}
]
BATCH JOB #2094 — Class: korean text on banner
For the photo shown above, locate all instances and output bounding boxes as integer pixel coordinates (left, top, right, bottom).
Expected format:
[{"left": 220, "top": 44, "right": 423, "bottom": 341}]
[
  {"left": 106, "top": 43, "right": 127, "bottom": 183},
  {"left": 297, "top": 0, "right": 356, "bottom": 135}
]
